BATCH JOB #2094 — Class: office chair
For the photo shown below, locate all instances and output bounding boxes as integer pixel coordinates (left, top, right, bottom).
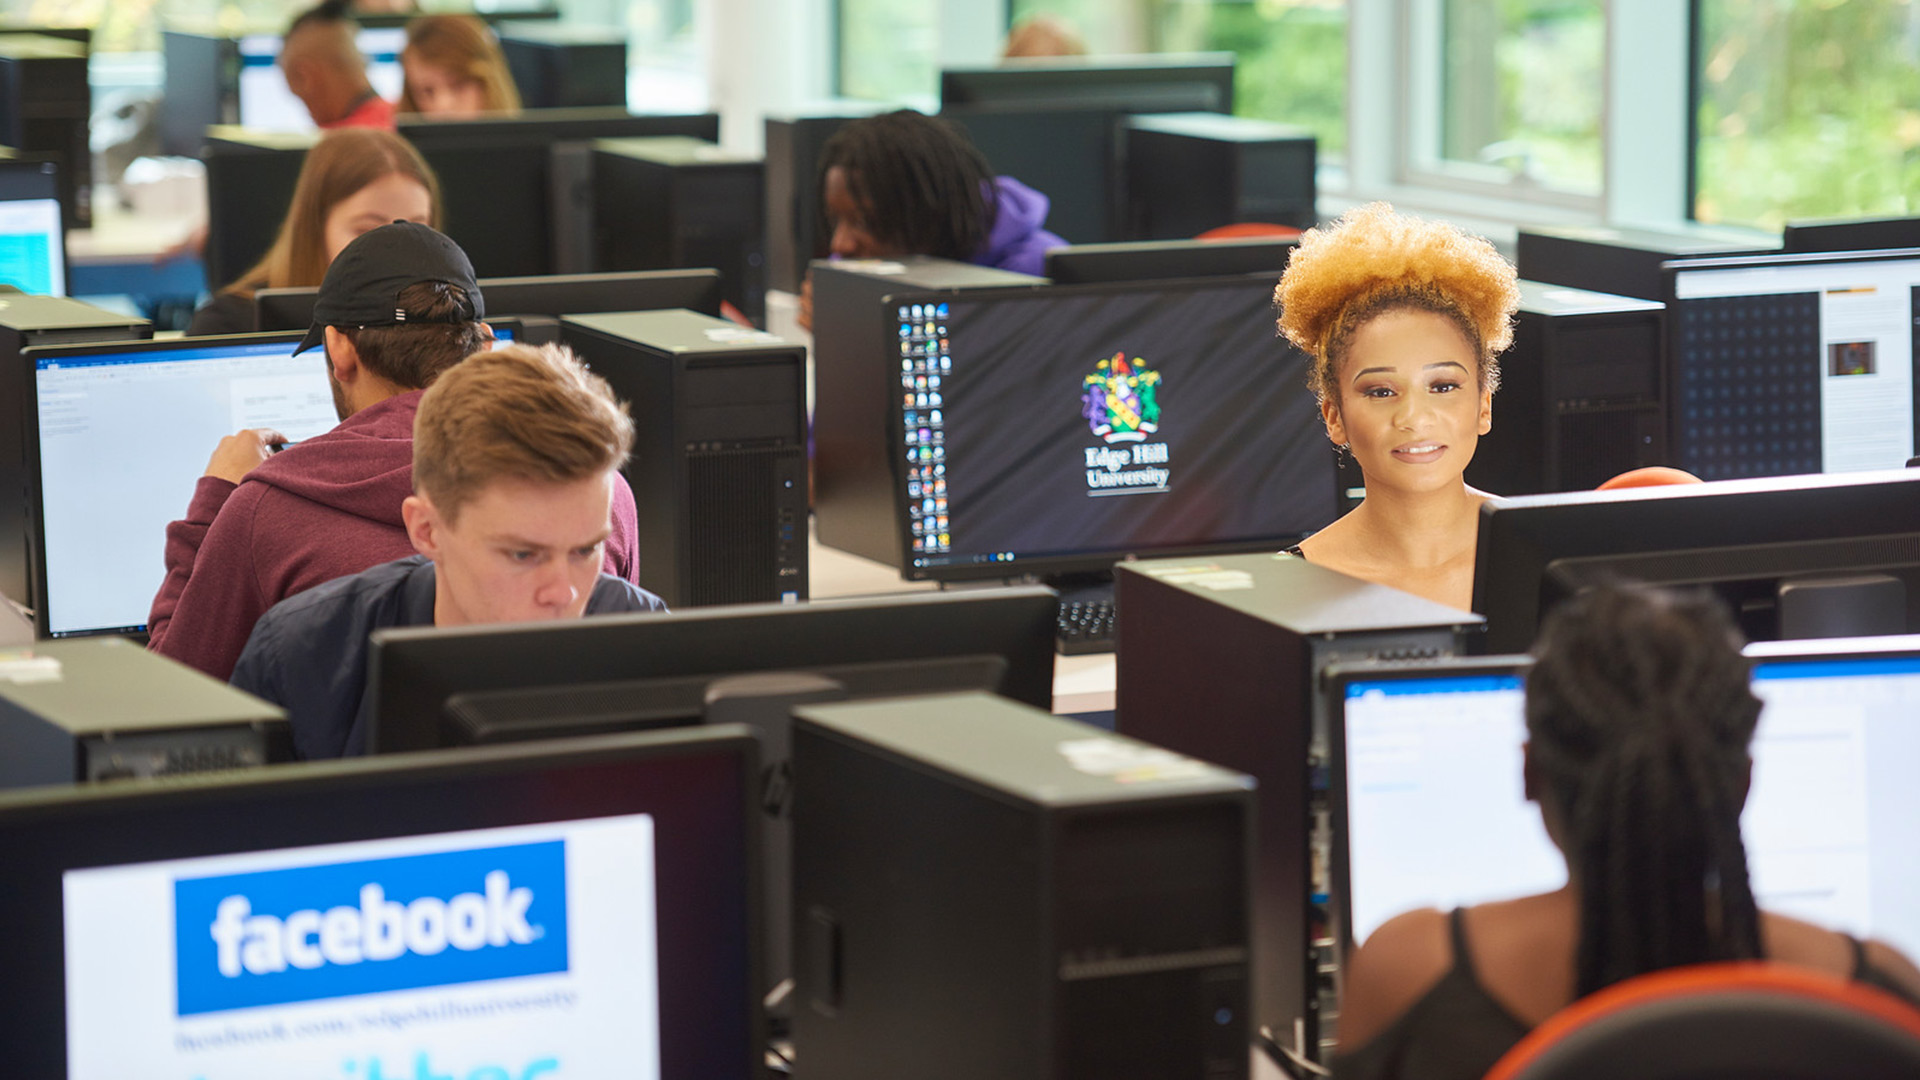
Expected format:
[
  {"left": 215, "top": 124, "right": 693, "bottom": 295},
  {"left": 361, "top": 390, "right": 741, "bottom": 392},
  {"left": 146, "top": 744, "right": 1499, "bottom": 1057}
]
[
  {"left": 1596, "top": 465, "right": 1702, "bottom": 490},
  {"left": 1483, "top": 962, "right": 1920, "bottom": 1080}
]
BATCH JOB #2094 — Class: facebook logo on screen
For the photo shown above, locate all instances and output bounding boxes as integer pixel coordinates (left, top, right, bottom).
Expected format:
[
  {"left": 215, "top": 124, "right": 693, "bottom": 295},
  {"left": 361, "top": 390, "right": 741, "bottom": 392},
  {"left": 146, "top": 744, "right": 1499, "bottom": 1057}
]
[{"left": 173, "top": 841, "right": 569, "bottom": 1016}]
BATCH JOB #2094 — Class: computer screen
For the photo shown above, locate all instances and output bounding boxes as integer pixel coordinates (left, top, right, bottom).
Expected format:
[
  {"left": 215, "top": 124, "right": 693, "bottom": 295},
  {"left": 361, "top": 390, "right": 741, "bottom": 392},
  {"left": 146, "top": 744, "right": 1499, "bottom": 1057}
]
[
  {"left": 237, "top": 28, "right": 405, "bottom": 132},
  {"left": 1471, "top": 469, "right": 1920, "bottom": 653},
  {"left": 888, "top": 277, "right": 1339, "bottom": 580},
  {"left": 1332, "top": 649, "right": 1920, "bottom": 962},
  {"left": 0, "top": 157, "right": 63, "bottom": 295},
  {"left": 0, "top": 727, "right": 759, "bottom": 1079},
  {"left": 367, "top": 587, "right": 1057, "bottom": 754},
  {"left": 27, "top": 333, "right": 333, "bottom": 637},
  {"left": 1664, "top": 248, "right": 1920, "bottom": 479}
]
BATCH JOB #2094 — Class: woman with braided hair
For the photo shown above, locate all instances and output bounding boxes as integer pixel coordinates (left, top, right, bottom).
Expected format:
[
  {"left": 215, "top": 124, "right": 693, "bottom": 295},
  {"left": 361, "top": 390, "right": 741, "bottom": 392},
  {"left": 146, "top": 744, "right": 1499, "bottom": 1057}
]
[
  {"left": 1274, "top": 203, "right": 1520, "bottom": 611},
  {"left": 1333, "top": 586, "right": 1920, "bottom": 1080}
]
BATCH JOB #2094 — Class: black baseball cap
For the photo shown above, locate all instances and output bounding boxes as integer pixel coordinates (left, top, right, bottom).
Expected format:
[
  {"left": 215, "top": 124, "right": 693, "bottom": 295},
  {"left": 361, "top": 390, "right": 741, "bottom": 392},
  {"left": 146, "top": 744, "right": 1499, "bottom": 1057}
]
[{"left": 295, "top": 221, "right": 485, "bottom": 354}]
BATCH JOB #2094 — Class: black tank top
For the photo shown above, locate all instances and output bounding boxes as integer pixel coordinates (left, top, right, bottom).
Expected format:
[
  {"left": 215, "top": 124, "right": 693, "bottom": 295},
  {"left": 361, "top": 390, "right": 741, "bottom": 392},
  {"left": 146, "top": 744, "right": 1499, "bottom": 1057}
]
[{"left": 1333, "top": 909, "right": 1920, "bottom": 1080}]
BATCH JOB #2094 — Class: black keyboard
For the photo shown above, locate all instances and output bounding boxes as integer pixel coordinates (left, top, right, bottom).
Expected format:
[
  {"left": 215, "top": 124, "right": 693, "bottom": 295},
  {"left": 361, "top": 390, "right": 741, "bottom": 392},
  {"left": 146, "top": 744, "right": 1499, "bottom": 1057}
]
[{"left": 1056, "top": 597, "right": 1116, "bottom": 655}]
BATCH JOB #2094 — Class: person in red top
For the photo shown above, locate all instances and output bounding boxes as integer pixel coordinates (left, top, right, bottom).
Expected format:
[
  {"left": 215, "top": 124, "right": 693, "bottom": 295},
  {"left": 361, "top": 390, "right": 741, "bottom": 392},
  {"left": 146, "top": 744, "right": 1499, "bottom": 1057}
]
[
  {"left": 147, "top": 222, "right": 643, "bottom": 681},
  {"left": 281, "top": 0, "right": 398, "bottom": 131}
]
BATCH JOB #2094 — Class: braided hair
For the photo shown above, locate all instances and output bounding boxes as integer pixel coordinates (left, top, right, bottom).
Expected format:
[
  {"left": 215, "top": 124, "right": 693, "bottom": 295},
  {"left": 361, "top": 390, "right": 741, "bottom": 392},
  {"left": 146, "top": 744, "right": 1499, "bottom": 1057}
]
[
  {"left": 817, "top": 110, "right": 997, "bottom": 262},
  {"left": 1524, "top": 586, "right": 1765, "bottom": 996}
]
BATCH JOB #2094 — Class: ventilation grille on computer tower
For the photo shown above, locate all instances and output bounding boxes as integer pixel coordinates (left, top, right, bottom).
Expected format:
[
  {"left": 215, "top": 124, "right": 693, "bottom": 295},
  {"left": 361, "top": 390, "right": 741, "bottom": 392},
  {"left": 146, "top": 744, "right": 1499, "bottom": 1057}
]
[
  {"left": 687, "top": 443, "right": 794, "bottom": 606},
  {"left": 1556, "top": 405, "right": 1659, "bottom": 491}
]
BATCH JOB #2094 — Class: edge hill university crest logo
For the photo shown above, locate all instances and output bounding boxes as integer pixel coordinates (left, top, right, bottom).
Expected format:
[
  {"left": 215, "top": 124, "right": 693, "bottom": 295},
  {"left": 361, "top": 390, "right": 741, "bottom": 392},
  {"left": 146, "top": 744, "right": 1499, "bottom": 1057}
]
[{"left": 1081, "top": 352, "right": 1161, "bottom": 443}]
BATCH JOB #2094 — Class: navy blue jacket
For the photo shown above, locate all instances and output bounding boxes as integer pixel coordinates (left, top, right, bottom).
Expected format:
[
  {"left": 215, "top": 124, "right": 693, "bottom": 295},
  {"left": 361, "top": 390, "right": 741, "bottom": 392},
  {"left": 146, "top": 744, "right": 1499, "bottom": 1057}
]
[{"left": 231, "top": 554, "right": 667, "bottom": 759}]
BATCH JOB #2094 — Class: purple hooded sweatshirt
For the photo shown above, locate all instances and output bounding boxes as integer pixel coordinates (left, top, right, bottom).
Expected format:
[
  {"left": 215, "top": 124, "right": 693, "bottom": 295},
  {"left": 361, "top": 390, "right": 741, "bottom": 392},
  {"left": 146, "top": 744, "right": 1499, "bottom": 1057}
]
[
  {"left": 974, "top": 176, "right": 1066, "bottom": 276},
  {"left": 146, "top": 389, "right": 642, "bottom": 682}
]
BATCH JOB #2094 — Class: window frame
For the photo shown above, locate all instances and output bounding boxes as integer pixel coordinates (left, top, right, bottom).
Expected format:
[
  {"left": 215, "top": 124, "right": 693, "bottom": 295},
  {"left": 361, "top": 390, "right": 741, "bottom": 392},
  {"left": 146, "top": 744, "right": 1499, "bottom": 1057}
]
[{"left": 840, "top": 0, "right": 1705, "bottom": 239}]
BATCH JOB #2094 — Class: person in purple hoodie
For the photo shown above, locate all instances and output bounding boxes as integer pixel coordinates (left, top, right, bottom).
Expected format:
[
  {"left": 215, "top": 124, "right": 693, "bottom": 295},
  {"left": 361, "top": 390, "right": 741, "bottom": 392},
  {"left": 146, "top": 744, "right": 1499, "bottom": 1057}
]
[
  {"left": 798, "top": 108, "right": 1066, "bottom": 329},
  {"left": 147, "top": 221, "right": 643, "bottom": 681}
]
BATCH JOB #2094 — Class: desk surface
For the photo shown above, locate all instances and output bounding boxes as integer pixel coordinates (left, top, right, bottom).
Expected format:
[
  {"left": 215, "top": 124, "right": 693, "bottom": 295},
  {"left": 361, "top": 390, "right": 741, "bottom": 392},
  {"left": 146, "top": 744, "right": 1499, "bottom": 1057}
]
[{"left": 807, "top": 525, "right": 1117, "bottom": 715}]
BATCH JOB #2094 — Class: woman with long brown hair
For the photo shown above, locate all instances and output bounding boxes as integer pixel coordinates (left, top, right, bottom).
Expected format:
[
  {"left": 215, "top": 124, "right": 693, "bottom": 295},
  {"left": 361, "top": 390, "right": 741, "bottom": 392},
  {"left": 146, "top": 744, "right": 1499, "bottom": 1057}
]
[
  {"left": 187, "top": 127, "right": 441, "bottom": 336},
  {"left": 396, "top": 15, "right": 521, "bottom": 118}
]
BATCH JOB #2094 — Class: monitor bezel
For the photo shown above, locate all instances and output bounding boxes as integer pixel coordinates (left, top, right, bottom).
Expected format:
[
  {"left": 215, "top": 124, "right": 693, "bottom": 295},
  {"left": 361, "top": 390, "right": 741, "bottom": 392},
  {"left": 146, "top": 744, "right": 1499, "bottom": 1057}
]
[
  {"left": 1471, "top": 468, "right": 1920, "bottom": 654},
  {"left": 1659, "top": 245, "right": 1920, "bottom": 477},
  {"left": 938, "top": 52, "right": 1236, "bottom": 112},
  {"left": 365, "top": 586, "right": 1060, "bottom": 755},
  {"left": 1323, "top": 655, "right": 1533, "bottom": 961},
  {"left": 256, "top": 268, "right": 727, "bottom": 331},
  {"left": 0, "top": 725, "right": 764, "bottom": 1080},
  {"left": 21, "top": 330, "right": 308, "bottom": 639},
  {"left": 880, "top": 274, "right": 1334, "bottom": 583}
]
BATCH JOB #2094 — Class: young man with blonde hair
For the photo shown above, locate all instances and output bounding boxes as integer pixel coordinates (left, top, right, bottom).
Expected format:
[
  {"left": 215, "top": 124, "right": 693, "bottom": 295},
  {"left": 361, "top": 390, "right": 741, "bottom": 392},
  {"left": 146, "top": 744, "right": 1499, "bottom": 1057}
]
[{"left": 231, "top": 342, "right": 667, "bottom": 759}]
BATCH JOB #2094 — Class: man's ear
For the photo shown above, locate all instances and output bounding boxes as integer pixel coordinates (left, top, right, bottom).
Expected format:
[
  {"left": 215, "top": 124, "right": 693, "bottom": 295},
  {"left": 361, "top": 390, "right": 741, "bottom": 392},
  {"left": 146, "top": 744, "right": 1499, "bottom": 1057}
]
[
  {"left": 402, "top": 493, "right": 442, "bottom": 559},
  {"left": 323, "top": 326, "right": 360, "bottom": 384}
]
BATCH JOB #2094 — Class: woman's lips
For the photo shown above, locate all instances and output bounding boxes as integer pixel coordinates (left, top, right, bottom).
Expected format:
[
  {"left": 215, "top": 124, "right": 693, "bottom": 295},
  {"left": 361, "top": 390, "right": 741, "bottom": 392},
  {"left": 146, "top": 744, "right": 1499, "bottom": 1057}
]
[{"left": 1391, "top": 442, "right": 1445, "bottom": 464}]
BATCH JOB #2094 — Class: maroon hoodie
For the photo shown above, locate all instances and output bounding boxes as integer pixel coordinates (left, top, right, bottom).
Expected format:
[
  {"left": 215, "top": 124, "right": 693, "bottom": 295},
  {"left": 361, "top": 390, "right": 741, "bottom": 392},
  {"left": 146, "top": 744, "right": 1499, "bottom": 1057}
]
[{"left": 147, "top": 389, "right": 641, "bottom": 681}]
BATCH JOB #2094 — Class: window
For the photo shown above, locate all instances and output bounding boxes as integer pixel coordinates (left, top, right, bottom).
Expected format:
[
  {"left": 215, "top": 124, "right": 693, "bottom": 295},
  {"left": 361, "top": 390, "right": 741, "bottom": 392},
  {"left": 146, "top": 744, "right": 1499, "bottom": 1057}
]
[
  {"left": 838, "top": 0, "right": 939, "bottom": 104},
  {"left": 1694, "top": 0, "right": 1920, "bottom": 229},
  {"left": 1406, "top": 0, "right": 1604, "bottom": 199},
  {"left": 1010, "top": 0, "right": 1350, "bottom": 155}
]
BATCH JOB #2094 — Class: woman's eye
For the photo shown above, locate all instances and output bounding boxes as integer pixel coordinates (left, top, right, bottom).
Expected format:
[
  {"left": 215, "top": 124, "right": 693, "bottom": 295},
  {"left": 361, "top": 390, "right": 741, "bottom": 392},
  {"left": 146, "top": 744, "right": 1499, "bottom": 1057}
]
[
  {"left": 1431, "top": 381, "right": 1461, "bottom": 393},
  {"left": 1362, "top": 385, "right": 1395, "bottom": 399}
]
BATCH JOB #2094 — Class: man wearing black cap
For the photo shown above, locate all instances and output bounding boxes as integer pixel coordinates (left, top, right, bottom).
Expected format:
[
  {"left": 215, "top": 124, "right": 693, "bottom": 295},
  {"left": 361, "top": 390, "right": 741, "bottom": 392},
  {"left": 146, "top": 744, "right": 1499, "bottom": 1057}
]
[{"left": 148, "top": 222, "right": 643, "bottom": 681}]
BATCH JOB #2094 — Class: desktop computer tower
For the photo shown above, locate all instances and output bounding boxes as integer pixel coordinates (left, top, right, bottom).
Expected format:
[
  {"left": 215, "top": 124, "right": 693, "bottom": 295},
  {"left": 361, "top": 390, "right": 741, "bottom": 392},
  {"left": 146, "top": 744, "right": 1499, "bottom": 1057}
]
[
  {"left": 1124, "top": 112, "right": 1317, "bottom": 238},
  {"left": 558, "top": 309, "right": 806, "bottom": 607},
  {"left": 592, "top": 136, "right": 766, "bottom": 322},
  {"left": 793, "top": 691, "right": 1254, "bottom": 1080},
  {"left": 0, "top": 34, "right": 89, "bottom": 229},
  {"left": 810, "top": 256, "right": 1043, "bottom": 566},
  {"left": 0, "top": 638, "right": 290, "bottom": 789},
  {"left": 764, "top": 104, "right": 884, "bottom": 295},
  {"left": 1466, "top": 281, "right": 1667, "bottom": 495},
  {"left": 1515, "top": 223, "right": 1775, "bottom": 301},
  {"left": 1115, "top": 553, "right": 1481, "bottom": 1063},
  {"left": 201, "top": 128, "right": 312, "bottom": 293},
  {"left": 497, "top": 24, "right": 627, "bottom": 109},
  {"left": 0, "top": 296, "right": 149, "bottom": 606}
]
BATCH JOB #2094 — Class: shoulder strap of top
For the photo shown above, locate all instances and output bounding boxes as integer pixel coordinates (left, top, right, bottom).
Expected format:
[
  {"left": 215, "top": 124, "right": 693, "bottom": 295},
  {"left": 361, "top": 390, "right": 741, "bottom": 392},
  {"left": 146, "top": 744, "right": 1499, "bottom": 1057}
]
[
  {"left": 1448, "top": 907, "right": 1480, "bottom": 979},
  {"left": 1848, "top": 933, "right": 1871, "bottom": 980}
]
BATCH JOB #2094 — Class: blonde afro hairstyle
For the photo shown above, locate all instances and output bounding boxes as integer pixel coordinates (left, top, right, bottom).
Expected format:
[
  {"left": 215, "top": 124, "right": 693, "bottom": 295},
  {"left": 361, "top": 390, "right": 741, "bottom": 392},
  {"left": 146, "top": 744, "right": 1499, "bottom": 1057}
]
[{"left": 1276, "top": 202, "right": 1519, "bottom": 404}]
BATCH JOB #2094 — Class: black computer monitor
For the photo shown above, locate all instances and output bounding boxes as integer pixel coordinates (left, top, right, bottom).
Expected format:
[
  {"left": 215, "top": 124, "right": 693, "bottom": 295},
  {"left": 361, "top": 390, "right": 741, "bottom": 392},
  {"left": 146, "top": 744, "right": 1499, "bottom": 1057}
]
[
  {"left": 1042, "top": 237, "right": 1295, "bottom": 284},
  {"left": 938, "top": 54, "right": 1233, "bottom": 245},
  {"left": 1782, "top": 216, "right": 1920, "bottom": 254},
  {"left": 940, "top": 53, "right": 1236, "bottom": 112},
  {"left": 23, "top": 332, "right": 328, "bottom": 638},
  {"left": 1663, "top": 246, "right": 1920, "bottom": 479},
  {"left": 255, "top": 269, "right": 726, "bottom": 332},
  {"left": 366, "top": 587, "right": 1058, "bottom": 754},
  {"left": 0, "top": 726, "right": 760, "bottom": 1079},
  {"left": 1472, "top": 470, "right": 1920, "bottom": 653},
  {"left": 395, "top": 108, "right": 720, "bottom": 149},
  {"left": 396, "top": 109, "right": 722, "bottom": 278},
  {"left": 0, "top": 155, "right": 63, "bottom": 295},
  {"left": 884, "top": 275, "right": 1339, "bottom": 583},
  {"left": 1326, "top": 645, "right": 1920, "bottom": 961}
]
